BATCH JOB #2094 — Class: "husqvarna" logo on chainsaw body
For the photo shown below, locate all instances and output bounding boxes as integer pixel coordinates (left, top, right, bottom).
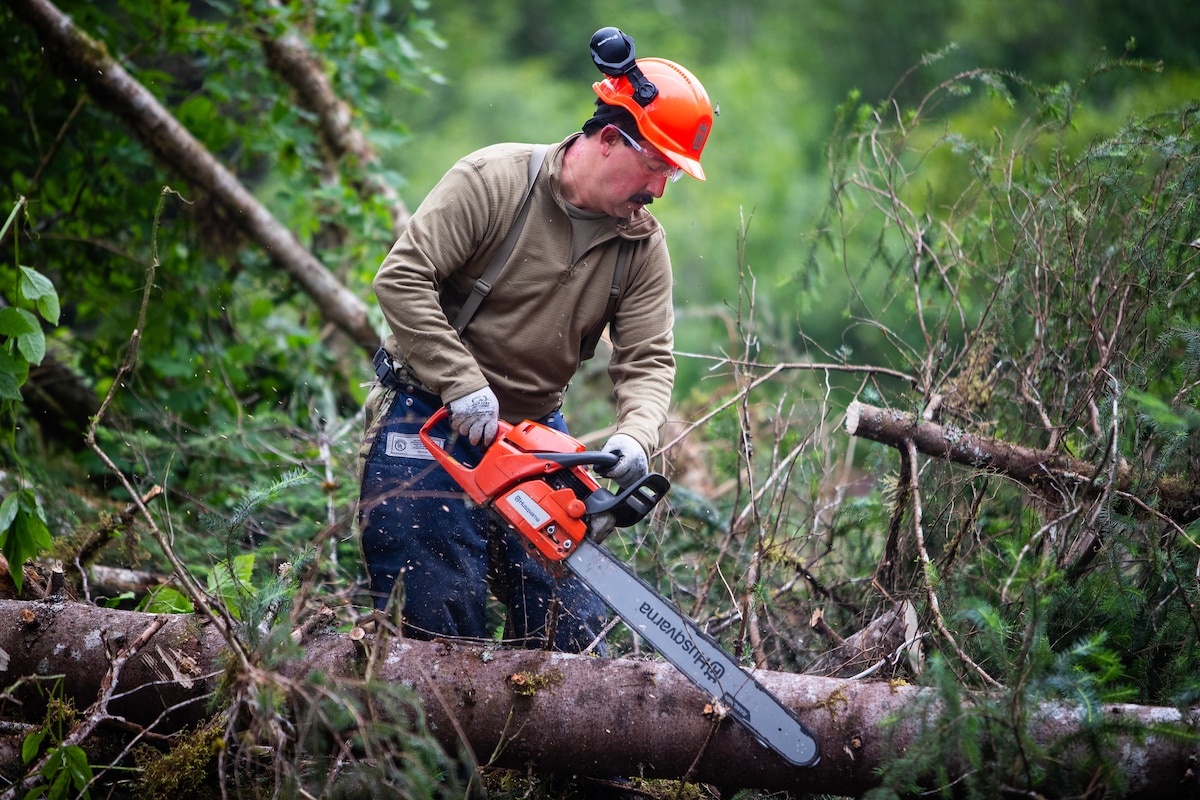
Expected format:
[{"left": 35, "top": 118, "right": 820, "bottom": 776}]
[{"left": 504, "top": 489, "right": 551, "bottom": 529}]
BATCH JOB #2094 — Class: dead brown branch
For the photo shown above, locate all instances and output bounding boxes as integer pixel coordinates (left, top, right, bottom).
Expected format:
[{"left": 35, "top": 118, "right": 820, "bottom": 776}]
[{"left": 844, "top": 401, "right": 1200, "bottom": 525}]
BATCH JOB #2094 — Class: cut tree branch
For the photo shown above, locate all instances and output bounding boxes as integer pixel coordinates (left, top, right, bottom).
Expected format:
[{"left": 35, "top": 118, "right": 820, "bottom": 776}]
[{"left": 844, "top": 401, "right": 1200, "bottom": 525}]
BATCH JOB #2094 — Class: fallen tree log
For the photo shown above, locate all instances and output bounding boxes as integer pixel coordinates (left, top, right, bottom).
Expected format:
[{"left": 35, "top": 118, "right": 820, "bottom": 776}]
[
  {"left": 844, "top": 401, "right": 1200, "bottom": 525},
  {"left": 0, "top": 599, "right": 1197, "bottom": 796}
]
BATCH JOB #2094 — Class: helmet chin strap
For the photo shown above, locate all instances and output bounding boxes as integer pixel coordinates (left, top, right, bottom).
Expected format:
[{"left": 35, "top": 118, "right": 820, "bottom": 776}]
[{"left": 590, "top": 27, "right": 658, "bottom": 107}]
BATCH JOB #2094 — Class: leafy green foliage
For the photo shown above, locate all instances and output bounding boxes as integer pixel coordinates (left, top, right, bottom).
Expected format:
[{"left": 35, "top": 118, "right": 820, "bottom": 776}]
[
  {"left": 3, "top": 0, "right": 441, "bottom": 467},
  {"left": 804, "top": 54, "right": 1200, "bottom": 798},
  {"left": 0, "top": 489, "right": 52, "bottom": 594},
  {"left": 0, "top": 197, "right": 60, "bottom": 592},
  {"left": 20, "top": 680, "right": 95, "bottom": 800},
  {"left": 26, "top": 743, "right": 93, "bottom": 800}
]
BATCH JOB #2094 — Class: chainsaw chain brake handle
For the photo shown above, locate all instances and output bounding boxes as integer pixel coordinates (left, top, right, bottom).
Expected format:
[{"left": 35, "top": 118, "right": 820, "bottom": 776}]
[{"left": 582, "top": 472, "right": 670, "bottom": 528}]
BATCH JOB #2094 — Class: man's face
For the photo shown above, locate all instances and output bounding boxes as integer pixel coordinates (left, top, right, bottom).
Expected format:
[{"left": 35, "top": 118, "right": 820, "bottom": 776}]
[{"left": 598, "top": 125, "right": 677, "bottom": 218}]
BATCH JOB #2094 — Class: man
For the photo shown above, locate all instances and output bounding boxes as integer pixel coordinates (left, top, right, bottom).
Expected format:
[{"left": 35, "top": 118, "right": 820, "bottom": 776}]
[{"left": 358, "top": 41, "right": 713, "bottom": 652}]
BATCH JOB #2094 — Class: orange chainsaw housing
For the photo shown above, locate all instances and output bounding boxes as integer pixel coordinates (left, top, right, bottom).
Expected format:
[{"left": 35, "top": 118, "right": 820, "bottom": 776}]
[{"left": 418, "top": 407, "right": 602, "bottom": 564}]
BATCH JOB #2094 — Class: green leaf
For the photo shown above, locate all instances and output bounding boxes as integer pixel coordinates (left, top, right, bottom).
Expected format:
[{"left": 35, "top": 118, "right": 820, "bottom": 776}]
[
  {"left": 21, "top": 728, "right": 46, "bottom": 764},
  {"left": 0, "top": 307, "right": 45, "bottom": 366},
  {"left": 16, "top": 325, "right": 46, "bottom": 366},
  {"left": 0, "top": 347, "right": 26, "bottom": 373},
  {"left": 46, "top": 764, "right": 70, "bottom": 799},
  {"left": 97, "top": 592, "right": 137, "bottom": 609},
  {"left": 18, "top": 488, "right": 48, "bottom": 525},
  {"left": 62, "top": 744, "right": 93, "bottom": 788},
  {"left": 18, "top": 267, "right": 61, "bottom": 325},
  {"left": 231, "top": 553, "right": 255, "bottom": 583},
  {"left": 136, "top": 586, "right": 194, "bottom": 614},
  {"left": 3, "top": 498, "right": 52, "bottom": 594},
  {"left": 0, "top": 492, "right": 18, "bottom": 531},
  {"left": 0, "top": 307, "right": 37, "bottom": 337},
  {"left": 207, "top": 554, "right": 256, "bottom": 616},
  {"left": 0, "top": 371, "right": 23, "bottom": 400}
]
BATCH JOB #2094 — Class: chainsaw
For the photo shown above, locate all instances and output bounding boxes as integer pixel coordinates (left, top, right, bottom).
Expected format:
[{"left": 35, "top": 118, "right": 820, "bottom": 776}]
[{"left": 419, "top": 408, "right": 820, "bottom": 768}]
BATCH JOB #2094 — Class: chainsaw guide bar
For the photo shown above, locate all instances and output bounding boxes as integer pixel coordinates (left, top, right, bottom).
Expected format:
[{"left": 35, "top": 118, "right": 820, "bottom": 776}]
[{"left": 569, "top": 538, "right": 820, "bottom": 767}]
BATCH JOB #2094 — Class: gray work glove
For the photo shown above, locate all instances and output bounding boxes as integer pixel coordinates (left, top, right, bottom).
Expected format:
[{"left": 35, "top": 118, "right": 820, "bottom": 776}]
[
  {"left": 448, "top": 386, "right": 500, "bottom": 446},
  {"left": 598, "top": 433, "right": 648, "bottom": 488}
]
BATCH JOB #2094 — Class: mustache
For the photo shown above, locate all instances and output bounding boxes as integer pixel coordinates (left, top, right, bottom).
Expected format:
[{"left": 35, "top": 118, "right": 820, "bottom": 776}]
[{"left": 630, "top": 193, "right": 654, "bottom": 206}]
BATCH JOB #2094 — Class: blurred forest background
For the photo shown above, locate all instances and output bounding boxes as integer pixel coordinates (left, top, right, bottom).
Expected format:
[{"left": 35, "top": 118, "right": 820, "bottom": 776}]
[
  {"left": 389, "top": 0, "right": 1200, "bottom": 396},
  {"left": 2, "top": 0, "right": 1200, "bottom": 797}
]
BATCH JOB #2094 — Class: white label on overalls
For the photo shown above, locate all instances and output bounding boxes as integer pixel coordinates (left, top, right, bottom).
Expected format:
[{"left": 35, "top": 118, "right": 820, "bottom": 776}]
[
  {"left": 504, "top": 490, "right": 550, "bottom": 529},
  {"left": 385, "top": 432, "right": 439, "bottom": 460}
]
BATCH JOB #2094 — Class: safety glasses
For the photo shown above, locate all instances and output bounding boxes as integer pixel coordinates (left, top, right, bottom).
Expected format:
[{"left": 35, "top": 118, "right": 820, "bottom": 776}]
[{"left": 607, "top": 125, "right": 683, "bottom": 183}]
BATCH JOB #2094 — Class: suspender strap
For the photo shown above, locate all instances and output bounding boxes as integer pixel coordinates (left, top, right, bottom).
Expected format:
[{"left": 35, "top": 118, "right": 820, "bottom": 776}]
[
  {"left": 580, "top": 236, "right": 635, "bottom": 361},
  {"left": 453, "top": 145, "right": 548, "bottom": 336},
  {"left": 449, "top": 143, "right": 635, "bottom": 359}
]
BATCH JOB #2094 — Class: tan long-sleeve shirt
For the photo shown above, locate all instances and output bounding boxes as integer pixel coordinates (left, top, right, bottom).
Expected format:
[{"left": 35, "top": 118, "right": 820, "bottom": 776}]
[{"left": 373, "top": 134, "right": 676, "bottom": 455}]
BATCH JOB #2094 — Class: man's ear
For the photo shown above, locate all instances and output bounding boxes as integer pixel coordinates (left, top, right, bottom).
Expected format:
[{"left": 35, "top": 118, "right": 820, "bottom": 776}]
[{"left": 598, "top": 125, "right": 622, "bottom": 154}]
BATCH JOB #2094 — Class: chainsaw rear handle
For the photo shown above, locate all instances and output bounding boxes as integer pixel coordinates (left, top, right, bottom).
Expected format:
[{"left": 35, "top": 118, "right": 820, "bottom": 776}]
[
  {"left": 418, "top": 406, "right": 518, "bottom": 505},
  {"left": 425, "top": 403, "right": 512, "bottom": 448}
]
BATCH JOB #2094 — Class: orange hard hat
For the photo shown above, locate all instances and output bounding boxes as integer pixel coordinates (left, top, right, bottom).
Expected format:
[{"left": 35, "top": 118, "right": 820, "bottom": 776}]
[{"left": 592, "top": 58, "right": 713, "bottom": 181}]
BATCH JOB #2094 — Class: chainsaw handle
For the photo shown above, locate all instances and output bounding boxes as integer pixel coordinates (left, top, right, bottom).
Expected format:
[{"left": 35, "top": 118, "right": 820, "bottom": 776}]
[
  {"left": 429, "top": 406, "right": 621, "bottom": 472},
  {"left": 418, "top": 406, "right": 515, "bottom": 505},
  {"left": 536, "top": 451, "right": 619, "bottom": 469},
  {"left": 424, "top": 407, "right": 614, "bottom": 467}
]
